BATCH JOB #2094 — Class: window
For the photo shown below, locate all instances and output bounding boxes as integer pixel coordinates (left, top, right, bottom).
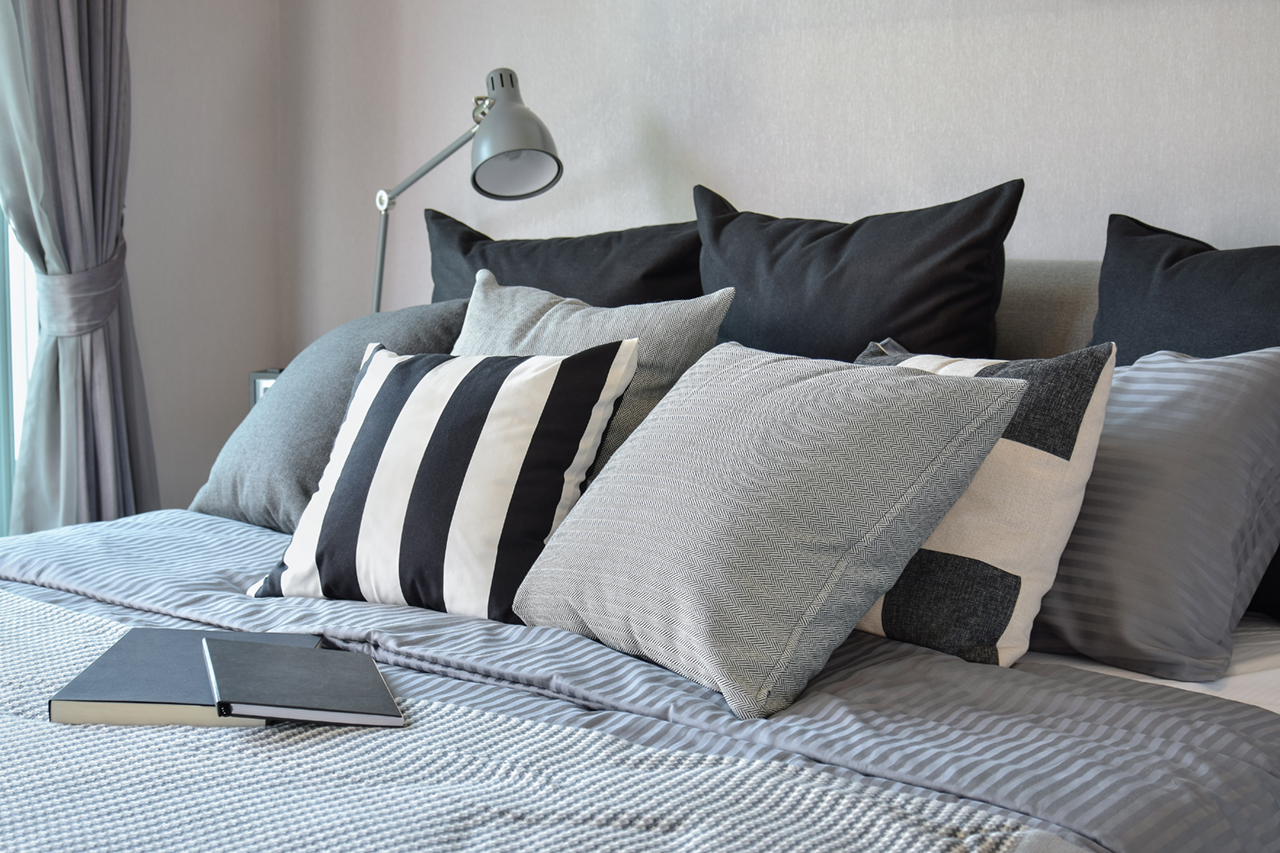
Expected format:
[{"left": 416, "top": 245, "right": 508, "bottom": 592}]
[{"left": 1, "top": 216, "right": 38, "bottom": 536}]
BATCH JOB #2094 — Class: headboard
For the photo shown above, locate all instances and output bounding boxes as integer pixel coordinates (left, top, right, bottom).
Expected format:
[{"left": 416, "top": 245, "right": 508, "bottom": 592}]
[{"left": 994, "top": 260, "right": 1100, "bottom": 361}]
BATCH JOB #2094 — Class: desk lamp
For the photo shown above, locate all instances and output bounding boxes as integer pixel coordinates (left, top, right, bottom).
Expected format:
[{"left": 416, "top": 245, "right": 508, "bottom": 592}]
[{"left": 371, "top": 68, "right": 561, "bottom": 313}]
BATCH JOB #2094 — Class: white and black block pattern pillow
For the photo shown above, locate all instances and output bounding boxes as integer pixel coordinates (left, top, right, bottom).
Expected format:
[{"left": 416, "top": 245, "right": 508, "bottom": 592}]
[
  {"left": 249, "top": 339, "right": 639, "bottom": 622},
  {"left": 853, "top": 339, "right": 1116, "bottom": 666}
]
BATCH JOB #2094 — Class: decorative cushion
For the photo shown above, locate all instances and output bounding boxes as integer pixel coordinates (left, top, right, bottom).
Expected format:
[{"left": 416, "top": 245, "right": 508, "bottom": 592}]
[
  {"left": 1086, "top": 214, "right": 1280, "bottom": 634},
  {"left": 426, "top": 209, "right": 703, "bottom": 306},
  {"left": 1032, "top": 348, "right": 1280, "bottom": 680},
  {"left": 450, "top": 270, "right": 733, "bottom": 479},
  {"left": 1249, "top": 565, "right": 1280, "bottom": 620},
  {"left": 514, "top": 344, "right": 1025, "bottom": 719},
  {"left": 693, "top": 180, "right": 1024, "bottom": 361},
  {"left": 1091, "top": 214, "right": 1280, "bottom": 367},
  {"left": 853, "top": 340, "right": 1116, "bottom": 666},
  {"left": 249, "top": 339, "right": 638, "bottom": 623},
  {"left": 190, "top": 300, "right": 469, "bottom": 534}
]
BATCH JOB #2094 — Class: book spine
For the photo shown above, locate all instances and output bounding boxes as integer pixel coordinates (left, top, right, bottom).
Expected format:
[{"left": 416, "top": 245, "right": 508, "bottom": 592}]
[{"left": 201, "top": 638, "right": 228, "bottom": 715}]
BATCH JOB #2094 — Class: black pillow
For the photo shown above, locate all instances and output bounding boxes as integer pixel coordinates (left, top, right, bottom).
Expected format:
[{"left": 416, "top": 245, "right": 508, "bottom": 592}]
[
  {"left": 425, "top": 209, "right": 703, "bottom": 307},
  {"left": 693, "top": 180, "right": 1024, "bottom": 361},
  {"left": 1091, "top": 215, "right": 1280, "bottom": 367},
  {"left": 1249, "top": 553, "right": 1280, "bottom": 619}
]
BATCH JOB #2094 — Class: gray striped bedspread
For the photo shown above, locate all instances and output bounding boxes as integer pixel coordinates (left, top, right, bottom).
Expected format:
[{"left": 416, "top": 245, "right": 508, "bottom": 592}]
[{"left": 1, "top": 510, "right": 1277, "bottom": 853}]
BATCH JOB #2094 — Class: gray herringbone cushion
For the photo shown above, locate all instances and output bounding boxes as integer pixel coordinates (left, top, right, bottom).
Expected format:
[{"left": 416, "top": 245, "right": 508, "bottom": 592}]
[
  {"left": 515, "top": 344, "right": 1025, "bottom": 719},
  {"left": 451, "top": 271, "right": 733, "bottom": 479},
  {"left": 190, "top": 300, "right": 469, "bottom": 534}
]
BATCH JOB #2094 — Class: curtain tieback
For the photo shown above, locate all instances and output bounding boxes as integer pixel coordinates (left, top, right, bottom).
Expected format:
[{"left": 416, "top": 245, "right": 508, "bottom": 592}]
[{"left": 36, "top": 240, "right": 127, "bottom": 337}]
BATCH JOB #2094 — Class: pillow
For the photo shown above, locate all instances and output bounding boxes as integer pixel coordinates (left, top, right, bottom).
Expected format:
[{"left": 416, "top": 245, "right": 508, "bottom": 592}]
[
  {"left": 514, "top": 344, "right": 1026, "bottom": 719},
  {"left": 190, "top": 300, "right": 469, "bottom": 534},
  {"left": 1031, "top": 348, "right": 1280, "bottom": 680},
  {"left": 426, "top": 209, "right": 703, "bottom": 306},
  {"left": 249, "top": 339, "right": 639, "bottom": 623},
  {"left": 1091, "top": 214, "right": 1280, "bottom": 367},
  {"left": 1249, "top": 561, "right": 1280, "bottom": 620},
  {"left": 693, "top": 180, "right": 1024, "bottom": 361},
  {"left": 851, "top": 340, "right": 1115, "bottom": 666},
  {"left": 451, "top": 270, "right": 733, "bottom": 479}
]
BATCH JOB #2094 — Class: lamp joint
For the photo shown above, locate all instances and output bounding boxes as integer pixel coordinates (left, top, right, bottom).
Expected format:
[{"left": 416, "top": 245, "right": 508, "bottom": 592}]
[
  {"left": 375, "top": 190, "right": 394, "bottom": 213},
  {"left": 473, "top": 96, "right": 495, "bottom": 124}
]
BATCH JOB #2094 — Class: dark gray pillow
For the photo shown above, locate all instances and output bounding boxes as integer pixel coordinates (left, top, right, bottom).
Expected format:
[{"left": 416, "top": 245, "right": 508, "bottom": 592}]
[
  {"left": 189, "top": 300, "right": 468, "bottom": 534},
  {"left": 1250, "top": 563, "right": 1280, "bottom": 619},
  {"left": 425, "top": 209, "right": 703, "bottom": 306},
  {"left": 694, "top": 180, "right": 1024, "bottom": 361},
  {"left": 1091, "top": 215, "right": 1280, "bottom": 367},
  {"left": 450, "top": 271, "right": 733, "bottom": 478},
  {"left": 1032, "top": 347, "right": 1280, "bottom": 681},
  {"left": 515, "top": 344, "right": 1025, "bottom": 719}
]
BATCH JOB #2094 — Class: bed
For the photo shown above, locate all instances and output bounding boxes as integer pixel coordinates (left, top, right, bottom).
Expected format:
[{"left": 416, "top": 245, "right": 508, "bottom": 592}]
[{"left": 2, "top": 183, "right": 1278, "bottom": 853}]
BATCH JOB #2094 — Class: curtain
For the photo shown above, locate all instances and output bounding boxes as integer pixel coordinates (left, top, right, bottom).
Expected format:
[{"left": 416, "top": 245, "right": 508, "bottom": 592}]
[{"left": 0, "top": 0, "right": 158, "bottom": 533}]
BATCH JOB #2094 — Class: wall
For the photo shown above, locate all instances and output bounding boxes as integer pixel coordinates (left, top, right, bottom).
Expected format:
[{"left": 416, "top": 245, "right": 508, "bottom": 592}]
[
  {"left": 125, "top": 0, "right": 1280, "bottom": 507},
  {"left": 127, "top": 0, "right": 280, "bottom": 507},
  {"left": 280, "top": 0, "right": 1280, "bottom": 348}
]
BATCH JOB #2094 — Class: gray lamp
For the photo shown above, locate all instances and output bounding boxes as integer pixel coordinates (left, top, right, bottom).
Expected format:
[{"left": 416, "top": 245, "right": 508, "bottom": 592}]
[{"left": 372, "top": 67, "right": 562, "bottom": 313}]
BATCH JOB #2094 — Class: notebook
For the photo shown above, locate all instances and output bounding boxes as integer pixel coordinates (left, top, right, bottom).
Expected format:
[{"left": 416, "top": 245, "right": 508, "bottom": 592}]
[
  {"left": 49, "top": 628, "right": 321, "bottom": 726},
  {"left": 202, "top": 638, "right": 404, "bottom": 728}
]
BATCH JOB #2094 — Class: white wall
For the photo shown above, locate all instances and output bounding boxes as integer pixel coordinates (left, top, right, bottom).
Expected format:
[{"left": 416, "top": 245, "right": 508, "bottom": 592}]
[
  {"left": 127, "top": 0, "right": 280, "bottom": 508},
  {"left": 280, "top": 0, "right": 1280, "bottom": 346},
  {"left": 124, "top": 0, "right": 1280, "bottom": 506}
]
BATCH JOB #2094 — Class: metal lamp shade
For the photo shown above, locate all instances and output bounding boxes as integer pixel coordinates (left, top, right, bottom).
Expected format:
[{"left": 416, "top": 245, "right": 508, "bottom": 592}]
[{"left": 471, "top": 68, "right": 563, "bottom": 199}]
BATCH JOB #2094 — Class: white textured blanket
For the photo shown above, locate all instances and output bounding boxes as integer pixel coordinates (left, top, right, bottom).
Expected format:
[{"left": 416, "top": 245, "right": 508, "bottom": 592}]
[{"left": 0, "top": 590, "right": 1081, "bottom": 853}]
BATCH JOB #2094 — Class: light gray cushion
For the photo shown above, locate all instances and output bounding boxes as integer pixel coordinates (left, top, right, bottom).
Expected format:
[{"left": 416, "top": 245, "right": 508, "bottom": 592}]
[
  {"left": 1032, "top": 347, "right": 1280, "bottom": 681},
  {"left": 451, "top": 270, "right": 734, "bottom": 478},
  {"left": 514, "top": 344, "right": 1025, "bottom": 719},
  {"left": 189, "top": 300, "right": 469, "bottom": 534}
]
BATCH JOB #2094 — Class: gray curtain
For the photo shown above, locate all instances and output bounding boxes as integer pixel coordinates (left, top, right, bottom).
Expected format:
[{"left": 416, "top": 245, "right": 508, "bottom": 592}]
[{"left": 0, "top": 0, "right": 158, "bottom": 533}]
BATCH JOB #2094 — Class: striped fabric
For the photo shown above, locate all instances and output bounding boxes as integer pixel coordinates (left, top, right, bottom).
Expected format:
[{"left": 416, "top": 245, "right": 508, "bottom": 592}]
[
  {"left": 3, "top": 590, "right": 1077, "bottom": 853},
  {"left": 1034, "top": 347, "right": 1280, "bottom": 680},
  {"left": 250, "top": 339, "right": 638, "bottom": 622},
  {"left": 1, "top": 511, "right": 1278, "bottom": 852},
  {"left": 853, "top": 341, "right": 1115, "bottom": 666}
]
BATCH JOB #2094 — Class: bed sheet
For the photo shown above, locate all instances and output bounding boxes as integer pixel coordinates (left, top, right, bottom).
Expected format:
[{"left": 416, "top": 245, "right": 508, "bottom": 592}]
[
  {"left": 2, "top": 510, "right": 1278, "bottom": 853},
  {"left": 6, "top": 588, "right": 1086, "bottom": 853}
]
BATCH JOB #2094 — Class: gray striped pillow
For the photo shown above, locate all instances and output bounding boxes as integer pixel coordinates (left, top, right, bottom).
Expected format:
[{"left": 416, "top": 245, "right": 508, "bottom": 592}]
[
  {"left": 1032, "top": 347, "right": 1280, "bottom": 680},
  {"left": 249, "top": 339, "right": 638, "bottom": 623}
]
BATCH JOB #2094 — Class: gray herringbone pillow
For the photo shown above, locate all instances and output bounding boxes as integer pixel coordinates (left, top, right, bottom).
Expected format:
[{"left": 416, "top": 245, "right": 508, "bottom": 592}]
[
  {"left": 451, "top": 271, "right": 733, "bottom": 479},
  {"left": 515, "top": 344, "right": 1025, "bottom": 719}
]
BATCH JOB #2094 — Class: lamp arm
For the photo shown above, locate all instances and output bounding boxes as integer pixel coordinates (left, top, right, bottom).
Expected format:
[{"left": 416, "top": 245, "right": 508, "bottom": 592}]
[{"left": 372, "top": 124, "right": 479, "bottom": 314}]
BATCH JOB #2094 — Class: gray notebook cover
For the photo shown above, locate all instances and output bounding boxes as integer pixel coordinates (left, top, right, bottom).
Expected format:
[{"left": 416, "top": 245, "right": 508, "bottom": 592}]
[
  {"left": 50, "top": 628, "right": 320, "bottom": 725},
  {"left": 202, "top": 638, "right": 403, "bottom": 726}
]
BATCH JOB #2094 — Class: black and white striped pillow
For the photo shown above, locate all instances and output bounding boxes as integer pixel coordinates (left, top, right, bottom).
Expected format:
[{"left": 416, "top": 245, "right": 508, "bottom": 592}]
[{"left": 249, "top": 339, "right": 638, "bottom": 622}]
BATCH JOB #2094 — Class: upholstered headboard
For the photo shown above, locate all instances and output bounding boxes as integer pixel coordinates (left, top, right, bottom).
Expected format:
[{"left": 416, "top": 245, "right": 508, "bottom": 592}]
[{"left": 994, "top": 260, "right": 1100, "bottom": 362}]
